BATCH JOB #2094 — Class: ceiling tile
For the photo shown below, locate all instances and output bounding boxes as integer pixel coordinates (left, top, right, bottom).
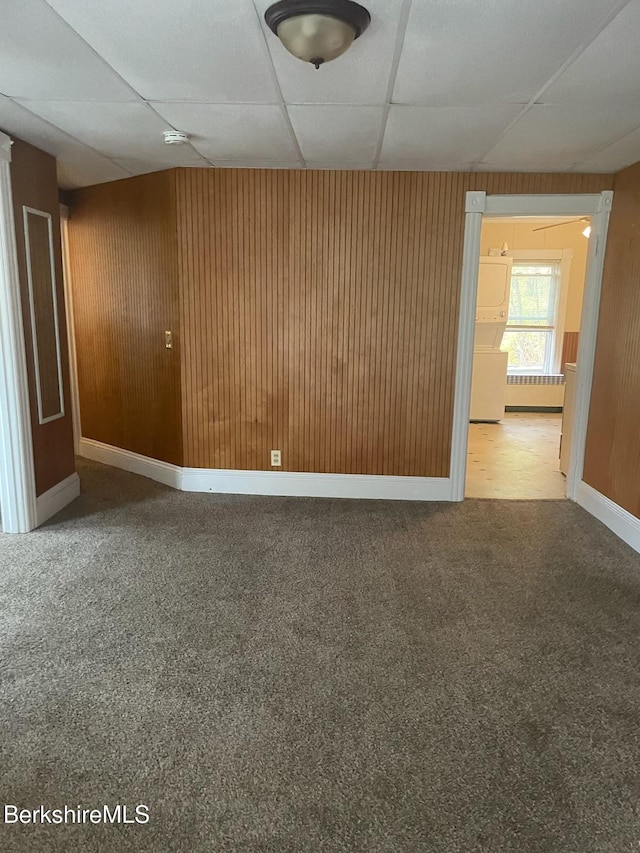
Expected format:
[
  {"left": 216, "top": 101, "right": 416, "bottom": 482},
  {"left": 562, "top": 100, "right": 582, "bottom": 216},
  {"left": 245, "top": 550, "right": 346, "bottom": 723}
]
[
  {"left": 287, "top": 106, "right": 383, "bottom": 162},
  {"left": 0, "top": 0, "right": 136, "bottom": 101},
  {"left": 57, "top": 156, "right": 131, "bottom": 190},
  {"left": 379, "top": 105, "right": 521, "bottom": 167},
  {"left": 12, "top": 100, "right": 207, "bottom": 163},
  {"left": 393, "top": 0, "right": 623, "bottom": 106},
  {"left": 253, "top": 0, "right": 404, "bottom": 105},
  {"left": 480, "top": 104, "right": 640, "bottom": 170},
  {"left": 0, "top": 95, "right": 76, "bottom": 159},
  {"left": 46, "top": 0, "right": 279, "bottom": 103},
  {"left": 112, "top": 160, "right": 182, "bottom": 177},
  {"left": 0, "top": 95, "right": 129, "bottom": 188},
  {"left": 572, "top": 126, "right": 640, "bottom": 173},
  {"left": 151, "top": 102, "right": 301, "bottom": 162},
  {"left": 541, "top": 0, "right": 640, "bottom": 105}
]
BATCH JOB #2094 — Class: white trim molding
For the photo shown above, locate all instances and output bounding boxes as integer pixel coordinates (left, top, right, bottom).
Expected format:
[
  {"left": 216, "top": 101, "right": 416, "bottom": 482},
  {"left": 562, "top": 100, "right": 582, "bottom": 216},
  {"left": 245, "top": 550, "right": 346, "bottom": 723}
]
[
  {"left": 0, "top": 129, "right": 37, "bottom": 533},
  {"left": 79, "top": 438, "right": 454, "bottom": 501},
  {"left": 449, "top": 192, "right": 485, "bottom": 500},
  {"left": 182, "top": 468, "right": 452, "bottom": 501},
  {"left": 484, "top": 194, "right": 605, "bottom": 217},
  {"left": 565, "top": 191, "right": 614, "bottom": 500},
  {"left": 79, "top": 438, "right": 181, "bottom": 489},
  {"left": 576, "top": 481, "right": 640, "bottom": 555},
  {"left": 36, "top": 472, "right": 80, "bottom": 527},
  {"left": 60, "top": 205, "right": 82, "bottom": 454},
  {"left": 451, "top": 190, "right": 613, "bottom": 505},
  {"left": 22, "top": 206, "right": 65, "bottom": 424},
  {"left": 0, "top": 133, "right": 12, "bottom": 163}
]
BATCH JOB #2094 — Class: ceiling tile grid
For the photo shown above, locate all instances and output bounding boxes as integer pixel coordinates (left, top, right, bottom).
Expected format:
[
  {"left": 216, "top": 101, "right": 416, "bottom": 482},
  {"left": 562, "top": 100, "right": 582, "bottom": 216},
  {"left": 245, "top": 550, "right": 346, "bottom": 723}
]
[
  {"left": 380, "top": 105, "right": 524, "bottom": 169},
  {"left": 0, "top": 0, "right": 636, "bottom": 187},
  {"left": 392, "top": 0, "right": 626, "bottom": 106}
]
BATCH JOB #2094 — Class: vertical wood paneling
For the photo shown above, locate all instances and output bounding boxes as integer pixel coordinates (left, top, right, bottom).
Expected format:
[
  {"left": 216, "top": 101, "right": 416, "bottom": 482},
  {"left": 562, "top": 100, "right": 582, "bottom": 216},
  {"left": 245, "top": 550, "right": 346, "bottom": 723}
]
[
  {"left": 10, "top": 138, "right": 75, "bottom": 496},
  {"left": 561, "top": 332, "right": 580, "bottom": 371},
  {"left": 584, "top": 161, "right": 640, "bottom": 518},
  {"left": 69, "top": 172, "right": 182, "bottom": 465},
  {"left": 175, "top": 169, "right": 612, "bottom": 477}
]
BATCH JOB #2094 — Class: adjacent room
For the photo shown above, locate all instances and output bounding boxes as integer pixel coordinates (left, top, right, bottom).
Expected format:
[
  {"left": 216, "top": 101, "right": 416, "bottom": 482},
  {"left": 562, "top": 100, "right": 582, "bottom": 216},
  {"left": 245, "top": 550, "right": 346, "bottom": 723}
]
[
  {"left": 466, "top": 216, "right": 590, "bottom": 500},
  {"left": 1, "top": 2, "right": 640, "bottom": 852}
]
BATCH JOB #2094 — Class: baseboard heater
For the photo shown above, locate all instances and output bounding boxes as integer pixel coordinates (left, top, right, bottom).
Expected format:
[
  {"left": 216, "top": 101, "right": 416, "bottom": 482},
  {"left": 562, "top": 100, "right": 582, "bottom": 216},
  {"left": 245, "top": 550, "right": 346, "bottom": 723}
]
[
  {"left": 506, "top": 374, "right": 565, "bottom": 385},
  {"left": 506, "top": 405, "right": 563, "bottom": 413}
]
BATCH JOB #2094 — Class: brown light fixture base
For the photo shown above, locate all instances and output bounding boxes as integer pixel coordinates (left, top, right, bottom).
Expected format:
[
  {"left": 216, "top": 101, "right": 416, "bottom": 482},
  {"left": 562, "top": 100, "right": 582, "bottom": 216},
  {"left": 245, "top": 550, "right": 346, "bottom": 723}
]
[{"left": 265, "top": 0, "right": 371, "bottom": 68}]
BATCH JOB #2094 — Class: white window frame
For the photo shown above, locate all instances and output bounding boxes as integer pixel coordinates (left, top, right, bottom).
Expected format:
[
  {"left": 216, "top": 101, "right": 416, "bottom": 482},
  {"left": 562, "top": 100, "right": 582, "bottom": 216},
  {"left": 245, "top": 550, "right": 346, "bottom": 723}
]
[{"left": 489, "top": 247, "right": 573, "bottom": 375}]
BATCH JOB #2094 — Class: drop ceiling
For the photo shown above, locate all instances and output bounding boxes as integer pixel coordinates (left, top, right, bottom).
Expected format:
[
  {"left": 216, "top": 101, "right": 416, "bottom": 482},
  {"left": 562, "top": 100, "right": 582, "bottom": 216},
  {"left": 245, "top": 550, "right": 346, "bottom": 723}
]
[{"left": 0, "top": 0, "right": 639, "bottom": 188}]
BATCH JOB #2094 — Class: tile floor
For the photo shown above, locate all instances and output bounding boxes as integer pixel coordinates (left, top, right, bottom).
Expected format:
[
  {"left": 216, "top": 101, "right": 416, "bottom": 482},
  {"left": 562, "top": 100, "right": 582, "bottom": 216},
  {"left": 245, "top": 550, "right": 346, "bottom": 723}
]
[{"left": 466, "top": 412, "right": 567, "bottom": 500}]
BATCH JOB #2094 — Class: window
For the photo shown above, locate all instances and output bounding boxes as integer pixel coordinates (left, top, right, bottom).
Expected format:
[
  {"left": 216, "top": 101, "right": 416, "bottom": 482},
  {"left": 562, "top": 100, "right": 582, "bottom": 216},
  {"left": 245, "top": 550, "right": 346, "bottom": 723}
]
[{"left": 502, "top": 261, "right": 561, "bottom": 374}]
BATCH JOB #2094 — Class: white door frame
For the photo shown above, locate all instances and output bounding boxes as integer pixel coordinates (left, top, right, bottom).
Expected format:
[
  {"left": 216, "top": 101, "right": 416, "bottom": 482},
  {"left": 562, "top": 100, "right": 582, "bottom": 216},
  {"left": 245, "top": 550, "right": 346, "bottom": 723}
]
[
  {"left": 450, "top": 190, "right": 614, "bottom": 502},
  {"left": 0, "top": 131, "right": 37, "bottom": 533}
]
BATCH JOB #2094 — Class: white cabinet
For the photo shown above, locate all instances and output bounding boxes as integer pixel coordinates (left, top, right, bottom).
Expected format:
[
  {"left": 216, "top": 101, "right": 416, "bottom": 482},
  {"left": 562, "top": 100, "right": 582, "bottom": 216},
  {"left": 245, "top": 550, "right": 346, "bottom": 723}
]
[
  {"left": 470, "top": 351, "right": 509, "bottom": 421},
  {"left": 470, "top": 257, "right": 512, "bottom": 421}
]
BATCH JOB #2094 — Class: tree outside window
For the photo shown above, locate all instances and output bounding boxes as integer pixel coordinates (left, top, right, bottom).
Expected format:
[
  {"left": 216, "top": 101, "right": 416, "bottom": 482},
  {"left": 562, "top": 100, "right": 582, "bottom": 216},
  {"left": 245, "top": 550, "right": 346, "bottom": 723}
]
[{"left": 502, "top": 262, "right": 560, "bottom": 374}]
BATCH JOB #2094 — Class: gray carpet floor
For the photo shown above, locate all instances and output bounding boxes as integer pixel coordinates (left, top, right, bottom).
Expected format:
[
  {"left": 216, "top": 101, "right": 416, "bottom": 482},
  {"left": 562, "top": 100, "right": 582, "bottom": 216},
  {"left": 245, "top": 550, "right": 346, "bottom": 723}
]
[{"left": 1, "top": 460, "right": 640, "bottom": 852}]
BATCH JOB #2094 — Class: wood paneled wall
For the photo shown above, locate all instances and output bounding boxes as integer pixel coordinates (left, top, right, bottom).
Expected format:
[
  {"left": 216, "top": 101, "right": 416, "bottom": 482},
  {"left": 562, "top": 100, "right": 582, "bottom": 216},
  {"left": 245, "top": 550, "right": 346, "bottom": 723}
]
[
  {"left": 68, "top": 167, "right": 612, "bottom": 477},
  {"left": 175, "top": 169, "right": 612, "bottom": 476},
  {"left": 583, "top": 162, "right": 640, "bottom": 518},
  {"left": 9, "top": 137, "right": 75, "bottom": 496},
  {"left": 68, "top": 171, "right": 182, "bottom": 466},
  {"left": 562, "top": 331, "right": 580, "bottom": 372}
]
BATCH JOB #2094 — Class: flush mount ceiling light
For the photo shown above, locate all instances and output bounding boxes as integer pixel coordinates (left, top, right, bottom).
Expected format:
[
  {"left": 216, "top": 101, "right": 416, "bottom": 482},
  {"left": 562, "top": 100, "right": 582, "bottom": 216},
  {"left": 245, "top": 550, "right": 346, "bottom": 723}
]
[{"left": 265, "top": 0, "right": 371, "bottom": 69}]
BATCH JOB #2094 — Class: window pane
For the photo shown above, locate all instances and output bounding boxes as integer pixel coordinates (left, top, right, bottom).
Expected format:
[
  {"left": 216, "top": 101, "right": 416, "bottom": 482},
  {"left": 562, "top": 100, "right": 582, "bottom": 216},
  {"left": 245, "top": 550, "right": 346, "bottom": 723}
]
[
  {"left": 509, "top": 272, "right": 556, "bottom": 326},
  {"left": 502, "top": 329, "right": 553, "bottom": 373},
  {"left": 512, "top": 264, "right": 556, "bottom": 276}
]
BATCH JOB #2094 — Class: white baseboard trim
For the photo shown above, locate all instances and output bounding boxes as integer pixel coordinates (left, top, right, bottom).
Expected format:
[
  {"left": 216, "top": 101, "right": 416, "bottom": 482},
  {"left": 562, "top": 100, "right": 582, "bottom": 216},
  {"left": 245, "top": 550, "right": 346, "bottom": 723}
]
[
  {"left": 79, "top": 438, "right": 181, "bottom": 489},
  {"left": 576, "top": 480, "right": 640, "bottom": 554},
  {"left": 36, "top": 472, "right": 80, "bottom": 527},
  {"left": 182, "top": 467, "right": 452, "bottom": 501},
  {"left": 79, "top": 438, "right": 453, "bottom": 501}
]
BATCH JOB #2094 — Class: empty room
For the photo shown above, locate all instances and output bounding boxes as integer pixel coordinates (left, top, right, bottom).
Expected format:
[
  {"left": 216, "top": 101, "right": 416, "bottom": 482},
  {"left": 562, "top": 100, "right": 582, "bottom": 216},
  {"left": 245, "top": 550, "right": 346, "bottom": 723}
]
[{"left": 1, "top": 2, "right": 640, "bottom": 851}]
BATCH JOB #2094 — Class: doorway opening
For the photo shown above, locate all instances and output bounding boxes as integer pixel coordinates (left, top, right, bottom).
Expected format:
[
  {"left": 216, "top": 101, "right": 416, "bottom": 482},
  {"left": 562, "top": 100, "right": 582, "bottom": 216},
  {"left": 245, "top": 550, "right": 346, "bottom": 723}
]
[
  {"left": 466, "top": 216, "right": 590, "bottom": 499},
  {"left": 449, "top": 191, "right": 613, "bottom": 504}
]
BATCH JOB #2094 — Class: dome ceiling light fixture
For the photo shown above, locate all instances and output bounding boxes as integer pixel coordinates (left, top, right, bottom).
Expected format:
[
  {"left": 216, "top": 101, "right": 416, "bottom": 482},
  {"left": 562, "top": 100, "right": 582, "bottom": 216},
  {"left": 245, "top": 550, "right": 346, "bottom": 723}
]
[{"left": 264, "top": 0, "right": 371, "bottom": 70}]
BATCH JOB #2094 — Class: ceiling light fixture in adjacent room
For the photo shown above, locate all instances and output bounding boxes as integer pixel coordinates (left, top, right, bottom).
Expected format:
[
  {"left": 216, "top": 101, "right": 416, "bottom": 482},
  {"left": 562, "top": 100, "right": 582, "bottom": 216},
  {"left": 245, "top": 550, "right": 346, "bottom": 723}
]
[{"left": 265, "top": 0, "right": 371, "bottom": 69}]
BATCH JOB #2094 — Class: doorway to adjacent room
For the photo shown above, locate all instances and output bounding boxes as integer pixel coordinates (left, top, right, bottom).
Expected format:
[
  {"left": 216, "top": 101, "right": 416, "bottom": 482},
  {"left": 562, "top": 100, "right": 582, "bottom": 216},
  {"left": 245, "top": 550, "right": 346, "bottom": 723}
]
[
  {"left": 466, "top": 216, "right": 589, "bottom": 499},
  {"left": 450, "top": 190, "right": 614, "bottom": 503}
]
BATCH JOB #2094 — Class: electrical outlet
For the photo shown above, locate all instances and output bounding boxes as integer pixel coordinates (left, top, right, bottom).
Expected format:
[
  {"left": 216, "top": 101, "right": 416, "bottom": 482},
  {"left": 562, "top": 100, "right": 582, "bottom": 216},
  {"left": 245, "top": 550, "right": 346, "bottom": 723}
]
[
  {"left": 270, "top": 450, "right": 281, "bottom": 467},
  {"left": 165, "top": 330, "right": 173, "bottom": 349}
]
